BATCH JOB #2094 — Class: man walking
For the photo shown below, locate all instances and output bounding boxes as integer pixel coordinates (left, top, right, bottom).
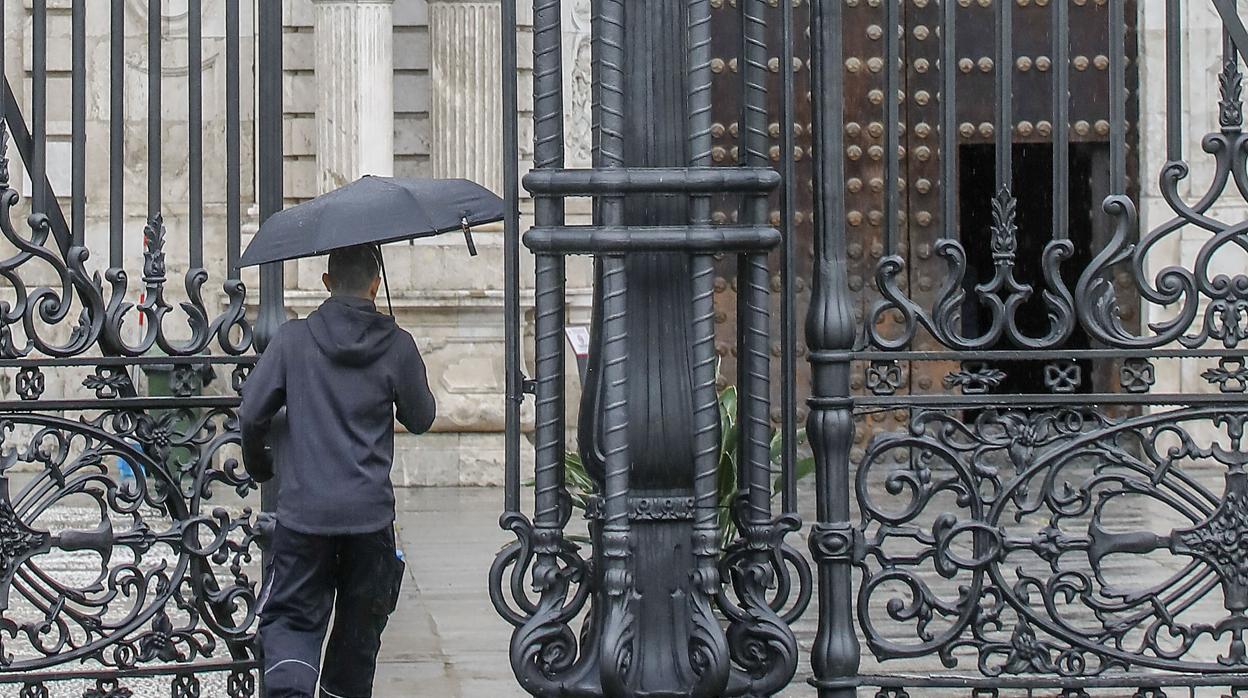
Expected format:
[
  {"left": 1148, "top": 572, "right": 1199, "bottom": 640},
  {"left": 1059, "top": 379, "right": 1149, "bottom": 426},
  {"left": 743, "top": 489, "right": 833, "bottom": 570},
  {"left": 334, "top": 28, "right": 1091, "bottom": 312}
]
[{"left": 240, "top": 244, "right": 437, "bottom": 698}]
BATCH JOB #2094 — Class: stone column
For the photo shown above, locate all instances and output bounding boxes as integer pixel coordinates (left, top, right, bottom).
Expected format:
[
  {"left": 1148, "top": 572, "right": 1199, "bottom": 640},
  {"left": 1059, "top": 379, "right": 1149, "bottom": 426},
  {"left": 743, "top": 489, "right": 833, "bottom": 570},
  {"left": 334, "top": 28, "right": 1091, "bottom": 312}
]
[
  {"left": 311, "top": 0, "right": 395, "bottom": 192},
  {"left": 429, "top": 0, "right": 503, "bottom": 193}
]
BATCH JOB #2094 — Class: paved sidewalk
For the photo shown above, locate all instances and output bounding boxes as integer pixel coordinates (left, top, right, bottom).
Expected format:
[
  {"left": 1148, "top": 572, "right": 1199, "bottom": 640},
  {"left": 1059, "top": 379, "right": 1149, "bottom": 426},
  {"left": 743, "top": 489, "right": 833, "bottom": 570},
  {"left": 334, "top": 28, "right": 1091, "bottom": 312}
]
[{"left": 376, "top": 487, "right": 526, "bottom": 697}]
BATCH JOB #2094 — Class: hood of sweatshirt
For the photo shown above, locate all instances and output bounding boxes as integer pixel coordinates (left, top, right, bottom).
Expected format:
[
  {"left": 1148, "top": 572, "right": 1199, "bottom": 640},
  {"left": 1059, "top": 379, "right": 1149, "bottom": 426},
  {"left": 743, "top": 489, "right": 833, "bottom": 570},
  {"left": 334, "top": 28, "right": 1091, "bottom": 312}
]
[{"left": 306, "top": 296, "right": 399, "bottom": 366}]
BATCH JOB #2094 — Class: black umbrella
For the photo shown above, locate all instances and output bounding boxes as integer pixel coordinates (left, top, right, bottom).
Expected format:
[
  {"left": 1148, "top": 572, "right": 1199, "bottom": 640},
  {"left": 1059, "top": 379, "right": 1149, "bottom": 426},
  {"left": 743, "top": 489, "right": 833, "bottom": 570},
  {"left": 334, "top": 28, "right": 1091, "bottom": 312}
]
[{"left": 239, "top": 176, "right": 504, "bottom": 312}]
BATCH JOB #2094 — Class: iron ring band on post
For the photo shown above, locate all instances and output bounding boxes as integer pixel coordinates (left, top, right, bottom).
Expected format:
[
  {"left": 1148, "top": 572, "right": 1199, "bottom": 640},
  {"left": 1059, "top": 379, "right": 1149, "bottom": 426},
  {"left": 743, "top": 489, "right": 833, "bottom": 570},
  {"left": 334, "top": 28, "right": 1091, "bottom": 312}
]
[
  {"left": 523, "top": 225, "right": 781, "bottom": 255},
  {"left": 524, "top": 166, "right": 781, "bottom": 195},
  {"left": 807, "top": 350, "right": 855, "bottom": 363},
  {"left": 807, "top": 396, "right": 854, "bottom": 409}
]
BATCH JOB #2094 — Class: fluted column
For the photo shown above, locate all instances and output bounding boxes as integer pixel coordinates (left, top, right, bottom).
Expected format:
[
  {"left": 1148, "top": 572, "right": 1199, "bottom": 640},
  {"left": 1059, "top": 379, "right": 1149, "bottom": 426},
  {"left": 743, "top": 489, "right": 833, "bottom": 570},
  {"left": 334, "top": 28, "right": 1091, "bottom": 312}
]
[
  {"left": 311, "top": 0, "right": 395, "bottom": 192},
  {"left": 429, "top": 0, "right": 503, "bottom": 193}
]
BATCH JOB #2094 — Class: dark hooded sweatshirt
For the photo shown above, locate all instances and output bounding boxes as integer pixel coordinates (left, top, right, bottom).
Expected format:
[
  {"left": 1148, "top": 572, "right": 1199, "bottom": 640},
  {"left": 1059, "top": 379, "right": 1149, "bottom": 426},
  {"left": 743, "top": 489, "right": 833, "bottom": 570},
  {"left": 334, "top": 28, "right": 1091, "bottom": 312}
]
[{"left": 239, "top": 296, "right": 436, "bottom": 535}]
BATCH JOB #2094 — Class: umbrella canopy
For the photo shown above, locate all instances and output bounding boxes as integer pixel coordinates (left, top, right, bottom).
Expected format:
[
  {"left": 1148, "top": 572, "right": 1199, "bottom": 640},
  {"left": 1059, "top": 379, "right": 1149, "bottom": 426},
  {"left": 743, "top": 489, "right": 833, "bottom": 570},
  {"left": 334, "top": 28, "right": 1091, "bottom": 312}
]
[{"left": 239, "top": 176, "right": 504, "bottom": 267}]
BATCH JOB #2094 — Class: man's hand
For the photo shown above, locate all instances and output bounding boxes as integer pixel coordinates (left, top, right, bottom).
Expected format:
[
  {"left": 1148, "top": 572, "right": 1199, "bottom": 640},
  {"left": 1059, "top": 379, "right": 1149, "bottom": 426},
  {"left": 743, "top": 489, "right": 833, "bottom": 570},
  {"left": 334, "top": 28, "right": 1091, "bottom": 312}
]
[{"left": 243, "top": 443, "right": 276, "bottom": 484}]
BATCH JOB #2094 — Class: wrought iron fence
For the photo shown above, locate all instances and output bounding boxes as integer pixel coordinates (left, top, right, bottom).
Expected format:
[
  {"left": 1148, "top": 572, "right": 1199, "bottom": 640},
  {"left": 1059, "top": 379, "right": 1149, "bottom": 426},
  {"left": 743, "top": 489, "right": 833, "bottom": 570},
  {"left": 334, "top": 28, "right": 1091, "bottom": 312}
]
[
  {"left": 496, "top": 0, "right": 1248, "bottom": 696},
  {"left": 0, "top": 1, "right": 284, "bottom": 695}
]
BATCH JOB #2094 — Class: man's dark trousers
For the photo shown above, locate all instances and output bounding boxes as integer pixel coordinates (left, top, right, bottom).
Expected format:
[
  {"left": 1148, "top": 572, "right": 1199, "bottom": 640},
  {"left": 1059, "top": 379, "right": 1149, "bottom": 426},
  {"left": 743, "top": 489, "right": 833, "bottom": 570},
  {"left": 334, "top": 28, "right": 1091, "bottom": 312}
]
[{"left": 260, "top": 523, "right": 404, "bottom": 698}]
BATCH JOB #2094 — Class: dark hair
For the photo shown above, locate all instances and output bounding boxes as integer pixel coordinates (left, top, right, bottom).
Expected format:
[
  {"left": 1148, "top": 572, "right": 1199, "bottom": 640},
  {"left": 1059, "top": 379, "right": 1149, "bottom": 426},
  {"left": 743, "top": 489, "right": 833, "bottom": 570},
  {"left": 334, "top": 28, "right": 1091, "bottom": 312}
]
[{"left": 326, "top": 244, "right": 380, "bottom": 296}]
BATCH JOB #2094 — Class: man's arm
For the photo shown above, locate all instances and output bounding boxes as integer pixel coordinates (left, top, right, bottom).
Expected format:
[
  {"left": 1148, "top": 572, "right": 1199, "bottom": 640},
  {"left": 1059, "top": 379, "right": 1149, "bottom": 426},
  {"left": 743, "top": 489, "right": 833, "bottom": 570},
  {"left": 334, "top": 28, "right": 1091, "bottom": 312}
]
[
  {"left": 239, "top": 331, "right": 287, "bottom": 483},
  {"left": 395, "top": 335, "right": 437, "bottom": 435}
]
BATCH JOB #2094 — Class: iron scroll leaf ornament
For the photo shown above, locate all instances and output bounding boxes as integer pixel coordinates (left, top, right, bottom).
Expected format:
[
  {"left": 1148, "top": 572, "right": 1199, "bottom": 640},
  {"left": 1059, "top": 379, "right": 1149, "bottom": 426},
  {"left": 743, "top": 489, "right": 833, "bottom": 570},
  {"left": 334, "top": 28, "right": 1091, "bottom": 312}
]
[
  {"left": 862, "top": 25, "right": 1248, "bottom": 353},
  {"left": 864, "top": 187, "right": 1076, "bottom": 352},
  {"left": 0, "top": 477, "right": 51, "bottom": 610},
  {"left": 0, "top": 410, "right": 261, "bottom": 672},
  {"left": 1075, "top": 40, "right": 1248, "bottom": 350},
  {"left": 0, "top": 124, "right": 104, "bottom": 359},
  {"left": 0, "top": 120, "right": 251, "bottom": 360},
  {"left": 490, "top": 511, "right": 595, "bottom": 691},
  {"left": 99, "top": 213, "right": 252, "bottom": 358},
  {"left": 853, "top": 405, "right": 1248, "bottom": 676},
  {"left": 715, "top": 504, "right": 806, "bottom": 696}
]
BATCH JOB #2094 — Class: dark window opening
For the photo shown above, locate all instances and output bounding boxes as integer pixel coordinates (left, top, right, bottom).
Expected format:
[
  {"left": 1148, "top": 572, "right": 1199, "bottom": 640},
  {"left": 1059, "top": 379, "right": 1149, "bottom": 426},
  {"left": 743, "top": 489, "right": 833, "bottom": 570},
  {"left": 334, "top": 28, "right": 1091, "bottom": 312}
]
[{"left": 958, "top": 142, "right": 1107, "bottom": 395}]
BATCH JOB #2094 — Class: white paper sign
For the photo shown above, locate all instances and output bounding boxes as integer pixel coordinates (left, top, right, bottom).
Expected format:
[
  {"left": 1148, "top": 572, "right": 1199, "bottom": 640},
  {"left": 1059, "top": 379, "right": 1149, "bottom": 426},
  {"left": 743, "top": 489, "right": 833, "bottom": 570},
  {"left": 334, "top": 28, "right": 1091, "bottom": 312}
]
[{"left": 565, "top": 326, "right": 591, "bottom": 358}]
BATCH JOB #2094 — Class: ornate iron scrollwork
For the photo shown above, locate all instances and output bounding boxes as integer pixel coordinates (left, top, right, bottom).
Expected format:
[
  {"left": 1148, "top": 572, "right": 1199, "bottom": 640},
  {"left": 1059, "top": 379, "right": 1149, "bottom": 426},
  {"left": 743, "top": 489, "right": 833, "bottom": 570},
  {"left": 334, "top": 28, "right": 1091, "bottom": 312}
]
[
  {"left": 866, "top": 187, "right": 1076, "bottom": 352},
  {"left": 0, "top": 410, "right": 260, "bottom": 683},
  {"left": 1074, "top": 48, "right": 1248, "bottom": 351},
  {"left": 0, "top": 120, "right": 251, "bottom": 361},
  {"left": 855, "top": 406, "right": 1248, "bottom": 676}
]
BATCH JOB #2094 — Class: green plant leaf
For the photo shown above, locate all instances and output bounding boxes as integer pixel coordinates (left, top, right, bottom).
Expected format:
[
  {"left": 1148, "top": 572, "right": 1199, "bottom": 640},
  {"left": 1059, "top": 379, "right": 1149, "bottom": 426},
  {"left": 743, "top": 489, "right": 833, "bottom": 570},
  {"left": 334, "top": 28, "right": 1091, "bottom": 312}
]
[
  {"left": 773, "top": 456, "right": 816, "bottom": 496},
  {"left": 769, "top": 428, "right": 784, "bottom": 464},
  {"left": 719, "top": 385, "right": 738, "bottom": 455}
]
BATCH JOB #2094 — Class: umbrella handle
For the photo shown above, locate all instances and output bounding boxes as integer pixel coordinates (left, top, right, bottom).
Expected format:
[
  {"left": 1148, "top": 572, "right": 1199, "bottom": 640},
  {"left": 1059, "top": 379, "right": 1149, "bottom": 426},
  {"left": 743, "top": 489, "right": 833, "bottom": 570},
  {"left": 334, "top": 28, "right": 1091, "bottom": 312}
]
[
  {"left": 377, "top": 246, "right": 394, "bottom": 317},
  {"left": 462, "top": 216, "right": 479, "bottom": 257}
]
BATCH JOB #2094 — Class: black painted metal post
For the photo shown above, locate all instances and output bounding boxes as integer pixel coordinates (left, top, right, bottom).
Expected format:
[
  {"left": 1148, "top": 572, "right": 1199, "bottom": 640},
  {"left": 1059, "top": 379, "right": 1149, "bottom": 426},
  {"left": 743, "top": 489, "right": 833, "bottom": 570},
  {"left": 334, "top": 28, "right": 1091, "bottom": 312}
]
[
  {"left": 502, "top": 0, "right": 523, "bottom": 519},
  {"left": 256, "top": 0, "right": 285, "bottom": 548},
  {"left": 594, "top": 1, "right": 636, "bottom": 693},
  {"left": 808, "top": 0, "right": 862, "bottom": 696},
  {"left": 530, "top": 0, "right": 567, "bottom": 557},
  {"left": 687, "top": 0, "right": 731, "bottom": 693},
  {"left": 256, "top": 0, "right": 285, "bottom": 353},
  {"left": 722, "top": 2, "right": 800, "bottom": 694},
  {"left": 506, "top": 0, "right": 584, "bottom": 690}
]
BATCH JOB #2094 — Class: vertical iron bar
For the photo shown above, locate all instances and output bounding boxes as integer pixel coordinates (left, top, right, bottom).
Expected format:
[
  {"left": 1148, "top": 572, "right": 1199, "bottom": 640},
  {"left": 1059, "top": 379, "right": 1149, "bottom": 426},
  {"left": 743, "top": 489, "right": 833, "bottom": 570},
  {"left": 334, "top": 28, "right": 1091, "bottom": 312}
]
[
  {"left": 739, "top": 0, "right": 771, "bottom": 523},
  {"left": 110, "top": 0, "right": 124, "bottom": 267},
  {"left": 502, "top": 0, "right": 523, "bottom": 514},
  {"left": 0, "top": 0, "right": 5, "bottom": 126},
  {"left": 256, "top": 0, "right": 285, "bottom": 536},
  {"left": 689, "top": 0, "right": 714, "bottom": 524},
  {"left": 995, "top": 0, "right": 1012, "bottom": 192},
  {"left": 883, "top": 0, "right": 899, "bottom": 254},
  {"left": 809, "top": 0, "right": 862, "bottom": 693},
  {"left": 71, "top": 0, "right": 85, "bottom": 247},
  {"left": 226, "top": 0, "right": 241, "bottom": 279},
  {"left": 32, "top": 0, "right": 46, "bottom": 215},
  {"left": 940, "top": 0, "right": 956, "bottom": 236},
  {"left": 600, "top": 258, "right": 629, "bottom": 529},
  {"left": 691, "top": 277, "right": 718, "bottom": 519},
  {"left": 531, "top": 0, "right": 565, "bottom": 533},
  {"left": 1109, "top": 0, "right": 1126, "bottom": 192},
  {"left": 256, "top": 0, "right": 285, "bottom": 350},
  {"left": 779, "top": 0, "right": 798, "bottom": 514},
  {"left": 1052, "top": 0, "right": 1069, "bottom": 240},
  {"left": 189, "top": 0, "right": 203, "bottom": 268},
  {"left": 597, "top": 0, "right": 625, "bottom": 494},
  {"left": 532, "top": 253, "right": 565, "bottom": 527},
  {"left": 687, "top": 0, "right": 730, "bottom": 689},
  {"left": 1165, "top": 0, "right": 1181, "bottom": 161},
  {"left": 595, "top": 1, "right": 633, "bottom": 688},
  {"left": 148, "top": 0, "right": 161, "bottom": 218}
]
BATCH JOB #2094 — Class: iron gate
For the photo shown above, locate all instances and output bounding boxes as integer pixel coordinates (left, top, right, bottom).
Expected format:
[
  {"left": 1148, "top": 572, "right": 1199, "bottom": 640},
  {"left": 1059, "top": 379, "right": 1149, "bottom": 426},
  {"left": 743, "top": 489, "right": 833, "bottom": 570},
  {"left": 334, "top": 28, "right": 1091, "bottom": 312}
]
[
  {"left": 495, "top": 0, "right": 1248, "bottom": 696},
  {"left": 810, "top": 0, "right": 1248, "bottom": 695},
  {"left": 0, "top": 1, "right": 284, "bottom": 695}
]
